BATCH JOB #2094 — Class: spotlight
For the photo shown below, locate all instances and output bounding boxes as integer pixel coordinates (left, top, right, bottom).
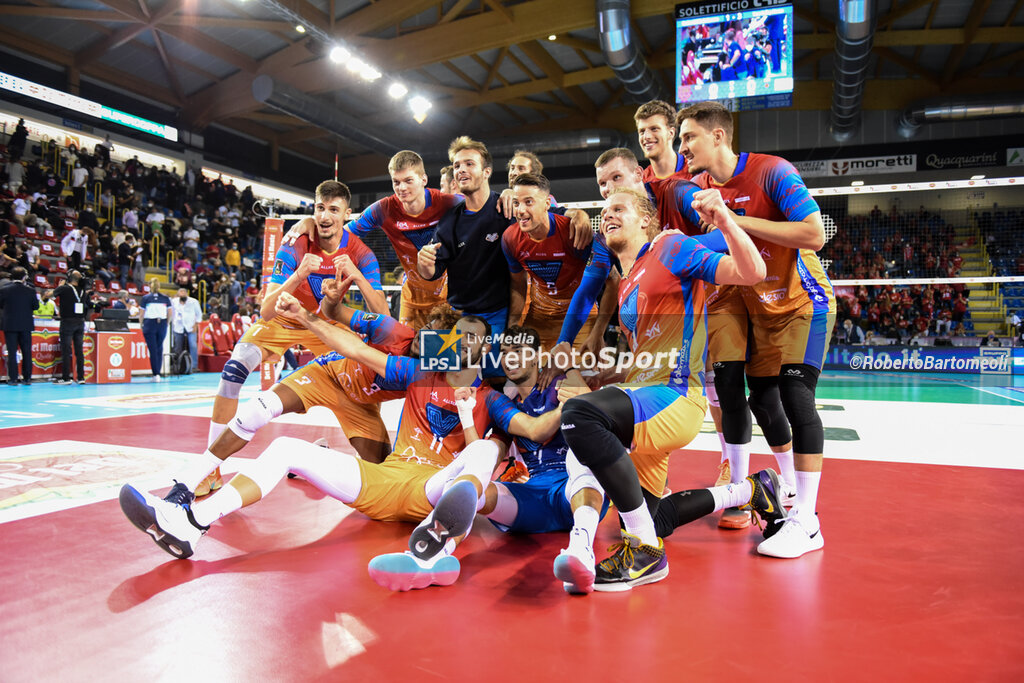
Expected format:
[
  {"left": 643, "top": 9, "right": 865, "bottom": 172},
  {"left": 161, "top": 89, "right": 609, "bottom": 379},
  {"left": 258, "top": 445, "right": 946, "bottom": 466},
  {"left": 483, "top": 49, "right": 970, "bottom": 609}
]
[
  {"left": 346, "top": 58, "right": 365, "bottom": 73},
  {"left": 329, "top": 46, "right": 350, "bottom": 64},
  {"left": 410, "top": 95, "right": 431, "bottom": 124},
  {"left": 295, "top": 24, "right": 306, "bottom": 33},
  {"left": 850, "top": 180, "right": 864, "bottom": 186},
  {"left": 971, "top": 174, "right": 985, "bottom": 180},
  {"left": 388, "top": 82, "right": 408, "bottom": 99},
  {"left": 360, "top": 64, "right": 382, "bottom": 81},
  {"left": 548, "top": 34, "right": 556, "bottom": 41}
]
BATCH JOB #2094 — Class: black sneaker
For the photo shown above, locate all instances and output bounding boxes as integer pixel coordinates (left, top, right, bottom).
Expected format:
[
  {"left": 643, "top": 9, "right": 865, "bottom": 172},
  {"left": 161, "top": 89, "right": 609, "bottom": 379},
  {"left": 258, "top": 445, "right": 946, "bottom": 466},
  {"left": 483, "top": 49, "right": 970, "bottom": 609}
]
[
  {"left": 118, "top": 481, "right": 208, "bottom": 559},
  {"left": 54, "top": 378, "right": 72, "bottom": 385},
  {"left": 742, "top": 468, "right": 788, "bottom": 538},
  {"left": 408, "top": 480, "right": 477, "bottom": 560},
  {"left": 593, "top": 532, "right": 669, "bottom": 592}
]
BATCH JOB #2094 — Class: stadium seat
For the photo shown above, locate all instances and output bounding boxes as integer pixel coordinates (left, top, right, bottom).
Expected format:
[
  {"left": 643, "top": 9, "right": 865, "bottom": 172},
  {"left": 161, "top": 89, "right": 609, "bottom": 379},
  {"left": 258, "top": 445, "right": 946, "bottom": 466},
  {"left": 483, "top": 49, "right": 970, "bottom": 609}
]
[
  {"left": 55, "top": 259, "right": 67, "bottom": 273},
  {"left": 109, "top": 281, "right": 121, "bottom": 291}
]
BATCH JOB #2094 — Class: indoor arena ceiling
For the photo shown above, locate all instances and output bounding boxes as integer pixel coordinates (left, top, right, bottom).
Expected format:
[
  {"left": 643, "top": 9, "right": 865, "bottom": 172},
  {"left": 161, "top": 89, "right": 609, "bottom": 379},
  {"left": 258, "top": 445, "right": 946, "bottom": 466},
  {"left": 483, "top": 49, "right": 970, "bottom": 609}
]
[{"left": 0, "top": 0, "right": 1022, "bottom": 180}]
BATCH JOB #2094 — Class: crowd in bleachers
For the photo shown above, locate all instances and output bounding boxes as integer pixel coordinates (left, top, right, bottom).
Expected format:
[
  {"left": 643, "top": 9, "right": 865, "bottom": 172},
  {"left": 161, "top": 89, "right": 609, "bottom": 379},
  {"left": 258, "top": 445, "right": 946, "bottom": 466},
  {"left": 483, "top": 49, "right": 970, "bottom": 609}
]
[
  {"left": 1, "top": 124, "right": 287, "bottom": 321},
  {"left": 979, "top": 207, "right": 1024, "bottom": 276},
  {"left": 832, "top": 282, "right": 975, "bottom": 344}
]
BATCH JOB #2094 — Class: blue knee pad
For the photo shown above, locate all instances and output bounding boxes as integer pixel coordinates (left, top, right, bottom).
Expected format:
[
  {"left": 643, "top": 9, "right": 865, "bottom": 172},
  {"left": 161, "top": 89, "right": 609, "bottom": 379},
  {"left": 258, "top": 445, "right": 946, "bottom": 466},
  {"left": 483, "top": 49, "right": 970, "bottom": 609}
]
[{"left": 217, "top": 342, "right": 262, "bottom": 399}]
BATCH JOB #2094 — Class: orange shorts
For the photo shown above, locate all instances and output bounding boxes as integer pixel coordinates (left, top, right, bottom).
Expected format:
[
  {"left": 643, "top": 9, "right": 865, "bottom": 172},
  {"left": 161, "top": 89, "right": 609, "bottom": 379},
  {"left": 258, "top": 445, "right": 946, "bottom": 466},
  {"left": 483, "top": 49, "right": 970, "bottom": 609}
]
[
  {"left": 399, "top": 275, "right": 448, "bottom": 331},
  {"left": 280, "top": 357, "right": 387, "bottom": 443},
  {"left": 239, "top": 317, "right": 337, "bottom": 359}
]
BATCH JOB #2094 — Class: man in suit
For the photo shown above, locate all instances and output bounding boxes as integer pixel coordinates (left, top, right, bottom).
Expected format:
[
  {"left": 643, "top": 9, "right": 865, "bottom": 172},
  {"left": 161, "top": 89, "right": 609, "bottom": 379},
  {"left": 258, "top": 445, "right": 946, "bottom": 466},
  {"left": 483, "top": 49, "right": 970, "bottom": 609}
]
[
  {"left": 0, "top": 267, "right": 40, "bottom": 384},
  {"left": 53, "top": 270, "right": 91, "bottom": 384}
]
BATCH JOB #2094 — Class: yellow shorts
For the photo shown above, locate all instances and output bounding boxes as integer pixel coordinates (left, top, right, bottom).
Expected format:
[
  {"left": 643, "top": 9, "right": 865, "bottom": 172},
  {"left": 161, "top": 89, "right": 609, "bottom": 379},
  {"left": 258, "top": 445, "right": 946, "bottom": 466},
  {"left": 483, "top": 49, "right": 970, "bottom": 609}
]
[
  {"left": 523, "top": 305, "right": 597, "bottom": 352},
  {"left": 706, "top": 285, "right": 748, "bottom": 366},
  {"left": 239, "top": 317, "right": 337, "bottom": 358},
  {"left": 621, "top": 385, "right": 706, "bottom": 496},
  {"left": 748, "top": 306, "right": 837, "bottom": 372},
  {"left": 351, "top": 457, "right": 440, "bottom": 522},
  {"left": 281, "top": 360, "right": 387, "bottom": 443},
  {"left": 399, "top": 276, "right": 448, "bottom": 330}
]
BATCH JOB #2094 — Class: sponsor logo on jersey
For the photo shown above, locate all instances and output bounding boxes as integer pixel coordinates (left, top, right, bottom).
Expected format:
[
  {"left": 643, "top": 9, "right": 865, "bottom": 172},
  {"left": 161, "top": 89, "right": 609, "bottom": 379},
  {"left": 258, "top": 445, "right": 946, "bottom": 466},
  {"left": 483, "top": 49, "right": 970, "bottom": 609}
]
[
  {"left": 485, "top": 233, "right": 499, "bottom": 242},
  {"left": 759, "top": 288, "right": 787, "bottom": 303}
]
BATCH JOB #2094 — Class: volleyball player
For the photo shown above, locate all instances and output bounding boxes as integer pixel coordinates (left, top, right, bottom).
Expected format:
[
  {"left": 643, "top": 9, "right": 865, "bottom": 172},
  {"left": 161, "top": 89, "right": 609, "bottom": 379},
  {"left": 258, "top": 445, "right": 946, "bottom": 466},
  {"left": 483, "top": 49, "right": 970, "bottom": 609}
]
[
  {"left": 634, "top": 100, "right": 690, "bottom": 182},
  {"left": 678, "top": 101, "right": 836, "bottom": 558},
  {"left": 119, "top": 297, "right": 562, "bottom": 565},
  {"left": 556, "top": 187, "right": 771, "bottom": 591},
  {"left": 203, "top": 180, "right": 387, "bottom": 494}
]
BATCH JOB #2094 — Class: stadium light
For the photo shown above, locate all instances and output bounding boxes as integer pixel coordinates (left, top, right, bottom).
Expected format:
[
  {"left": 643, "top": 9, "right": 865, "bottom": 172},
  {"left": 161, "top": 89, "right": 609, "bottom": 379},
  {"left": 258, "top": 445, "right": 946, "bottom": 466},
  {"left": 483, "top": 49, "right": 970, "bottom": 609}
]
[
  {"left": 295, "top": 24, "right": 306, "bottom": 33},
  {"left": 971, "top": 175, "right": 985, "bottom": 180},
  {"left": 346, "top": 58, "right": 365, "bottom": 73},
  {"left": 388, "top": 82, "right": 409, "bottom": 99},
  {"left": 360, "top": 64, "right": 382, "bottom": 81},
  {"left": 851, "top": 180, "right": 864, "bottom": 186},
  {"left": 410, "top": 95, "right": 432, "bottom": 124},
  {"left": 329, "top": 46, "right": 350, "bottom": 64},
  {"left": 548, "top": 34, "right": 556, "bottom": 41}
]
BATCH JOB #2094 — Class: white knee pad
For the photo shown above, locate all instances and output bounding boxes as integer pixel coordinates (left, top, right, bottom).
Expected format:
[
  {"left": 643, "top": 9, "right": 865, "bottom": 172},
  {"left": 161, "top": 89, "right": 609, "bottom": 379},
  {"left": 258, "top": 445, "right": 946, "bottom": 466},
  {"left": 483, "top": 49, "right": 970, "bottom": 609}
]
[
  {"left": 228, "top": 390, "right": 284, "bottom": 441},
  {"left": 564, "top": 449, "right": 604, "bottom": 500},
  {"left": 705, "top": 369, "right": 720, "bottom": 408},
  {"left": 217, "top": 341, "right": 263, "bottom": 399}
]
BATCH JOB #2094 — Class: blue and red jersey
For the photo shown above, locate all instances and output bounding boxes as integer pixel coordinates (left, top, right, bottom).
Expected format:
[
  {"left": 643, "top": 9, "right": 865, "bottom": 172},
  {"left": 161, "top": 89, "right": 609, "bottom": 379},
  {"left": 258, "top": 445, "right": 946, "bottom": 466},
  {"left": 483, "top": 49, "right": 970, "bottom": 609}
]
[
  {"left": 382, "top": 356, "right": 522, "bottom": 468},
  {"left": 641, "top": 154, "right": 691, "bottom": 183},
  {"left": 500, "top": 382, "right": 568, "bottom": 477},
  {"left": 270, "top": 231, "right": 381, "bottom": 325},
  {"left": 617, "top": 234, "right": 723, "bottom": 390},
  {"left": 692, "top": 152, "right": 833, "bottom": 315}
]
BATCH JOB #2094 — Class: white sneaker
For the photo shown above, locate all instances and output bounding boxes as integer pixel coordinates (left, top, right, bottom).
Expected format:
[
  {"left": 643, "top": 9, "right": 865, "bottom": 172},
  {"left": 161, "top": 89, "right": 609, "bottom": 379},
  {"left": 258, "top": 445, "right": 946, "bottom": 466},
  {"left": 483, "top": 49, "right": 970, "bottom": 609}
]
[
  {"left": 757, "top": 513, "right": 823, "bottom": 558},
  {"left": 118, "top": 483, "right": 208, "bottom": 559},
  {"left": 779, "top": 480, "right": 797, "bottom": 508},
  {"left": 553, "top": 528, "right": 596, "bottom": 594}
]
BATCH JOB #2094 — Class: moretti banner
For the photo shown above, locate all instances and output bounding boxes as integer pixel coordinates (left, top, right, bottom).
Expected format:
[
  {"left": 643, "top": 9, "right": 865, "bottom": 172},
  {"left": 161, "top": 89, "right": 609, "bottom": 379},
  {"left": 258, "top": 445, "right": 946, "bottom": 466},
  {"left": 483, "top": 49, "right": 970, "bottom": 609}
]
[
  {"left": 794, "top": 155, "right": 917, "bottom": 178},
  {"left": 825, "top": 345, "right": 1020, "bottom": 375}
]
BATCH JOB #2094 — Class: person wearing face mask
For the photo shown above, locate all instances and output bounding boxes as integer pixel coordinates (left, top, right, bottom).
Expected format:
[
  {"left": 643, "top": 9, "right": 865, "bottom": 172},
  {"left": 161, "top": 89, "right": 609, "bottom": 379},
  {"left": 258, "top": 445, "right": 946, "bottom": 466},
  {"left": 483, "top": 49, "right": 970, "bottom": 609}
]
[
  {"left": 171, "top": 287, "right": 203, "bottom": 373},
  {"left": 141, "top": 278, "right": 173, "bottom": 381},
  {"left": 53, "top": 270, "right": 92, "bottom": 384}
]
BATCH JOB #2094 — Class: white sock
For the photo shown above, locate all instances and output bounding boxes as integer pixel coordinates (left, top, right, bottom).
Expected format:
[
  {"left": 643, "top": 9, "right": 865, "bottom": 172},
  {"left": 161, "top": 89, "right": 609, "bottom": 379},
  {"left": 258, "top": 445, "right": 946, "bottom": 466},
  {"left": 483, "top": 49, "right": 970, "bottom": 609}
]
[
  {"left": 794, "top": 470, "right": 822, "bottom": 530},
  {"left": 774, "top": 448, "right": 796, "bottom": 491},
  {"left": 178, "top": 450, "right": 225, "bottom": 491},
  {"left": 724, "top": 442, "right": 750, "bottom": 484},
  {"left": 618, "top": 503, "right": 658, "bottom": 547},
  {"left": 208, "top": 421, "right": 228, "bottom": 448},
  {"left": 717, "top": 432, "right": 728, "bottom": 461},
  {"left": 569, "top": 505, "right": 600, "bottom": 555},
  {"left": 191, "top": 483, "right": 244, "bottom": 527},
  {"left": 708, "top": 480, "right": 752, "bottom": 512}
]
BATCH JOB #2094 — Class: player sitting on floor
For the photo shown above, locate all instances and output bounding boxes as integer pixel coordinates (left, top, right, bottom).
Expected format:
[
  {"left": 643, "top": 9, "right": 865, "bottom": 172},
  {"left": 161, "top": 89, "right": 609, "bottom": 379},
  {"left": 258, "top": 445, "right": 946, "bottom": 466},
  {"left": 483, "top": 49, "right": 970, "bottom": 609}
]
[{"left": 368, "top": 325, "right": 608, "bottom": 592}]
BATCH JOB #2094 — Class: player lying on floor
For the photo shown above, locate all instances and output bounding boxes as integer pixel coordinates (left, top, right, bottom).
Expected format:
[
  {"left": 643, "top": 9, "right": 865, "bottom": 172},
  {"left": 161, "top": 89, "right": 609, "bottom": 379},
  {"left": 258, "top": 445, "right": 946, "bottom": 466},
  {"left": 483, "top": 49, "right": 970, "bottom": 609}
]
[
  {"left": 118, "top": 302, "right": 562, "bottom": 562},
  {"left": 367, "top": 324, "right": 609, "bottom": 591}
]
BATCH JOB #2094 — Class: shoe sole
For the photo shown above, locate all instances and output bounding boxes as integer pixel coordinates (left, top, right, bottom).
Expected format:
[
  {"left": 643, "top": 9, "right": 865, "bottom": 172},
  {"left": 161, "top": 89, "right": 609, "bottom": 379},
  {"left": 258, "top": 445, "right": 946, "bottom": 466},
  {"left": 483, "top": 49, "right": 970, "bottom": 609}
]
[
  {"left": 593, "top": 565, "right": 670, "bottom": 593},
  {"left": 553, "top": 553, "right": 595, "bottom": 595},
  {"left": 367, "top": 553, "right": 461, "bottom": 591},
  {"left": 409, "top": 480, "right": 477, "bottom": 560},
  {"left": 118, "top": 485, "right": 195, "bottom": 559},
  {"left": 718, "top": 507, "right": 752, "bottom": 530}
]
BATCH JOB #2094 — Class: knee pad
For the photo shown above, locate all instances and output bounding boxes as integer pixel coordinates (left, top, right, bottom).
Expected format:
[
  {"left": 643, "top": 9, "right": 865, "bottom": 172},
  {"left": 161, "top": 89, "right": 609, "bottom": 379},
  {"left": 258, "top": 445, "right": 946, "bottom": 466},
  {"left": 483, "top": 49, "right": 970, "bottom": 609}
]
[
  {"left": 778, "top": 364, "right": 823, "bottom": 453},
  {"left": 746, "top": 375, "right": 792, "bottom": 448},
  {"left": 217, "top": 342, "right": 262, "bottom": 399},
  {"left": 712, "top": 361, "right": 751, "bottom": 443},
  {"left": 229, "top": 390, "right": 284, "bottom": 442},
  {"left": 564, "top": 449, "right": 604, "bottom": 500},
  {"left": 705, "top": 369, "right": 719, "bottom": 408},
  {"left": 560, "top": 388, "right": 635, "bottom": 469}
]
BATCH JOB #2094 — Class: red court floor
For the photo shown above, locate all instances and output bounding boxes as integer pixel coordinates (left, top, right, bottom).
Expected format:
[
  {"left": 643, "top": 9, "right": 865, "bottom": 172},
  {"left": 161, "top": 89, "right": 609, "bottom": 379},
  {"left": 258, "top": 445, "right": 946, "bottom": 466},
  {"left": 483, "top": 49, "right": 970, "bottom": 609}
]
[{"left": 2, "top": 411, "right": 1023, "bottom": 681}]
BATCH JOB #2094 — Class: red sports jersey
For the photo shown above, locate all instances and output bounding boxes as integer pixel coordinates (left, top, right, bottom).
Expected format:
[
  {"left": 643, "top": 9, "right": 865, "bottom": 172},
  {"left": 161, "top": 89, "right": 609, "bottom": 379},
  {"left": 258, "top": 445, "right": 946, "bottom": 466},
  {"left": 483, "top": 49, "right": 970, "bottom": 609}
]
[
  {"left": 642, "top": 154, "right": 691, "bottom": 183},
  {"left": 382, "top": 357, "right": 521, "bottom": 468},
  {"left": 693, "top": 152, "right": 834, "bottom": 316},
  {"left": 646, "top": 178, "right": 704, "bottom": 236},
  {"left": 500, "top": 212, "right": 603, "bottom": 317},
  {"left": 617, "top": 235, "right": 723, "bottom": 390},
  {"left": 270, "top": 231, "right": 381, "bottom": 327},
  {"left": 347, "top": 188, "right": 462, "bottom": 297}
]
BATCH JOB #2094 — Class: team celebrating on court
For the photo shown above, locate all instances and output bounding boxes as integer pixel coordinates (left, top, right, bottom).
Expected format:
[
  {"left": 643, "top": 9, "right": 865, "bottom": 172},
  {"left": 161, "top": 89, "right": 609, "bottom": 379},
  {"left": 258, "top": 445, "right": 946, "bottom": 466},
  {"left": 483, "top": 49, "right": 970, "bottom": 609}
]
[{"left": 119, "top": 98, "right": 836, "bottom": 595}]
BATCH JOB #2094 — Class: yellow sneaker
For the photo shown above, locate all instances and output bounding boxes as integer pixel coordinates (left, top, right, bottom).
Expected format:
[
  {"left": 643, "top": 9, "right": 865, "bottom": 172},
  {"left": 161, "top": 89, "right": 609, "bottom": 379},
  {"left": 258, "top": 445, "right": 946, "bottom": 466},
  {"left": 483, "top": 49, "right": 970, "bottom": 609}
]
[
  {"left": 193, "top": 467, "right": 223, "bottom": 498},
  {"left": 714, "top": 460, "right": 731, "bottom": 487}
]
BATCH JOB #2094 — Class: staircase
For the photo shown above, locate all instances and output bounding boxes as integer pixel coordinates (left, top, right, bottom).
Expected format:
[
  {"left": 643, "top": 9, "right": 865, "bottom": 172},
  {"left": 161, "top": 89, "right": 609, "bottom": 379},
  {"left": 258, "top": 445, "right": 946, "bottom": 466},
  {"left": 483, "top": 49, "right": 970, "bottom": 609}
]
[{"left": 955, "top": 225, "right": 1005, "bottom": 335}]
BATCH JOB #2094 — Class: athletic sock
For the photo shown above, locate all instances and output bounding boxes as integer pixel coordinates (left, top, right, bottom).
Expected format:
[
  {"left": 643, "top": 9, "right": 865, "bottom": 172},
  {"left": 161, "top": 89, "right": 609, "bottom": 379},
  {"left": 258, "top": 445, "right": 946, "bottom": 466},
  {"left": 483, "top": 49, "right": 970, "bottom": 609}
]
[
  {"left": 794, "top": 469, "right": 822, "bottom": 531},
  {"left": 179, "top": 450, "right": 225, "bottom": 491},
  {"left": 708, "top": 480, "right": 753, "bottom": 512},
  {"left": 774, "top": 448, "right": 796, "bottom": 491},
  {"left": 191, "top": 482, "right": 244, "bottom": 527},
  {"left": 208, "top": 421, "right": 228, "bottom": 448},
  {"left": 618, "top": 503, "right": 658, "bottom": 547},
  {"left": 717, "top": 432, "right": 728, "bottom": 461},
  {"left": 570, "top": 505, "right": 600, "bottom": 554},
  {"left": 724, "top": 442, "right": 750, "bottom": 484}
]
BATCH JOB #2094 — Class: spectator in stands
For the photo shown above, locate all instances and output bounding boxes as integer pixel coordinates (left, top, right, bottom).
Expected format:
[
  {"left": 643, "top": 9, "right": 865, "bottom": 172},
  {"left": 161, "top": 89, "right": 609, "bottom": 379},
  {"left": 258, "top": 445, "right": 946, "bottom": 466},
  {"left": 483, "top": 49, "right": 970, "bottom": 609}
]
[
  {"left": 5, "top": 157, "right": 25, "bottom": 192},
  {"left": 78, "top": 204, "right": 99, "bottom": 233},
  {"left": 8, "top": 119, "right": 28, "bottom": 162},
  {"left": 952, "top": 292, "right": 969, "bottom": 324},
  {"left": 60, "top": 227, "right": 86, "bottom": 271},
  {"left": 122, "top": 205, "right": 139, "bottom": 236},
  {"left": 145, "top": 204, "right": 165, "bottom": 240},
  {"left": 12, "top": 188, "right": 30, "bottom": 228},
  {"left": 141, "top": 278, "right": 172, "bottom": 380},
  {"left": 117, "top": 233, "right": 137, "bottom": 288},
  {"left": 979, "top": 330, "right": 1001, "bottom": 347},
  {"left": 53, "top": 270, "right": 90, "bottom": 384},
  {"left": 97, "top": 134, "right": 113, "bottom": 166},
  {"left": 224, "top": 242, "right": 240, "bottom": 274},
  {"left": 0, "top": 266, "right": 38, "bottom": 384},
  {"left": 182, "top": 221, "right": 200, "bottom": 262},
  {"left": 71, "top": 162, "right": 89, "bottom": 210},
  {"left": 22, "top": 237, "right": 39, "bottom": 273},
  {"left": 34, "top": 289, "right": 55, "bottom": 317},
  {"left": 171, "top": 287, "right": 202, "bottom": 373}
]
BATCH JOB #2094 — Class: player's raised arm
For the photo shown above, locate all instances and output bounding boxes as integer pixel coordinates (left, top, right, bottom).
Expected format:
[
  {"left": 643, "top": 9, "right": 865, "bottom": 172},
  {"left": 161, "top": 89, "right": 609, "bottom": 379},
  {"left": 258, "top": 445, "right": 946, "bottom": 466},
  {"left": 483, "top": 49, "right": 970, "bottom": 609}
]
[
  {"left": 334, "top": 253, "right": 387, "bottom": 315},
  {"left": 691, "top": 189, "right": 765, "bottom": 286},
  {"left": 260, "top": 252, "right": 322, "bottom": 320},
  {"left": 277, "top": 292, "right": 388, "bottom": 375},
  {"left": 730, "top": 160, "right": 825, "bottom": 250}
]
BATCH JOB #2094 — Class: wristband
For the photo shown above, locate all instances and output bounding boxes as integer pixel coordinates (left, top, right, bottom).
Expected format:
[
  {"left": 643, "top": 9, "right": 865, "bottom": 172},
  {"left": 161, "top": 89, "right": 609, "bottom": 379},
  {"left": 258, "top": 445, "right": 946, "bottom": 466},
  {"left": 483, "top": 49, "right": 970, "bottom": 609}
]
[{"left": 456, "top": 396, "right": 476, "bottom": 430}]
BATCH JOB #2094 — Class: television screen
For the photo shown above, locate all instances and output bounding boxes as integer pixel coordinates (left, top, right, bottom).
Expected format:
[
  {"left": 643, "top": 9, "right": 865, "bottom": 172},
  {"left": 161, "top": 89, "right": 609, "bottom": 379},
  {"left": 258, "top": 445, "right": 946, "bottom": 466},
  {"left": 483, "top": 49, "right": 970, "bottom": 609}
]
[{"left": 675, "top": 0, "right": 794, "bottom": 109}]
